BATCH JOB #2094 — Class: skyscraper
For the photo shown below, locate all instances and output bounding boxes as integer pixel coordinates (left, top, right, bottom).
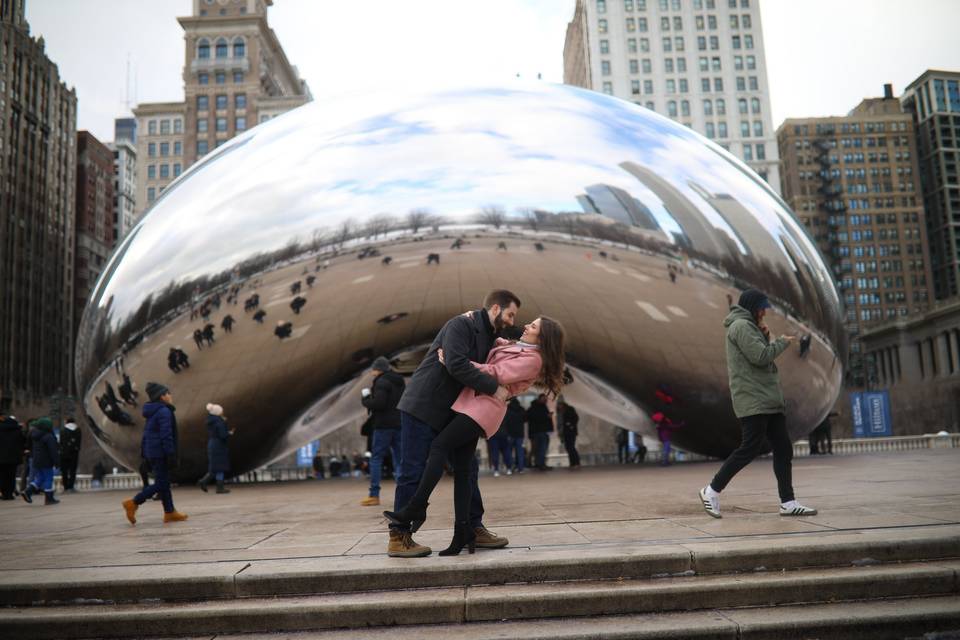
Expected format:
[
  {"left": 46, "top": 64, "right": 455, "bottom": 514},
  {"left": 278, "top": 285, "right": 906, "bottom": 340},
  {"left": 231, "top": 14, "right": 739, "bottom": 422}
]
[
  {"left": 0, "top": 1, "right": 77, "bottom": 415},
  {"left": 563, "top": 0, "right": 779, "bottom": 192},
  {"left": 74, "top": 132, "right": 115, "bottom": 338},
  {"left": 777, "top": 86, "right": 933, "bottom": 386},
  {"left": 133, "top": 0, "right": 311, "bottom": 219},
  {"left": 901, "top": 70, "right": 960, "bottom": 301},
  {"left": 108, "top": 117, "right": 138, "bottom": 241}
]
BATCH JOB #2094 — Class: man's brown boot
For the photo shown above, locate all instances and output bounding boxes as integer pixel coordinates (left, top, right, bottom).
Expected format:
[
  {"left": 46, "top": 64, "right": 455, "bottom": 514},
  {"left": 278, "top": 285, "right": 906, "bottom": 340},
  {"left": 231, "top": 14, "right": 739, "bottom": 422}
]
[
  {"left": 163, "top": 510, "right": 189, "bottom": 523},
  {"left": 360, "top": 496, "right": 380, "bottom": 506},
  {"left": 387, "top": 530, "right": 431, "bottom": 557},
  {"left": 122, "top": 499, "right": 138, "bottom": 525},
  {"left": 474, "top": 526, "right": 509, "bottom": 549}
]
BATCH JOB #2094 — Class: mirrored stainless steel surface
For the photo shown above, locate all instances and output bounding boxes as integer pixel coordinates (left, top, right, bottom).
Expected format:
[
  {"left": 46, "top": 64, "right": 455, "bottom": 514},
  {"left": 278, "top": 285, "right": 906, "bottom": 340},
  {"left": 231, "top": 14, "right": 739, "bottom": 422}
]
[{"left": 76, "top": 83, "right": 845, "bottom": 479}]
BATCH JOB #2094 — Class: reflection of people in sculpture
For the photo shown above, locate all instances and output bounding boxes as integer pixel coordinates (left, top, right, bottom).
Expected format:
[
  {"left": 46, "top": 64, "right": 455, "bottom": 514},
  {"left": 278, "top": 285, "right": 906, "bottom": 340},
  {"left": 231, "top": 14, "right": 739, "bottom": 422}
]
[
  {"left": 252, "top": 309, "right": 266, "bottom": 324},
  {"left": 382, "top": 290, "right": 520, "bottom": 558},
  {"left": 306, "top": 275, "right": 316, "bottom": 288},
  {"left": 202, "top": 323, "right": 215, "bottom": 346},
  {"left": 274, "top": 320, "right": 293, "bottom": 339},
  {"left": 193, "top": 329, "right": 204, "bottom": 350},
  {"left": 699, "top": 289, "right": 817, "bottom": 519},
  {"left": 290, "top": 296, "right": 306, "bottom": 315},
  {"left": 197, "top": 403, "right": 233, "bottom": 495},
  {"left": 119, "top": 373, "right": 139, "bottom": 406},
  {"left": 426, "top": 253, "right": 440, "bottom": 265},
  {"left": 168, "top": 348, "right": 182, "bottom": 373},
  {"left": 290, "top": 281, "right": 301, "bottom": 294},
  {"left": 176, "top": 347, "right": 190, "bottom": 369},
  {"left": 221, "top": 314, "right": 235, "bottom": 333},
  {"left": 385, "top": 311, "right": 566, "bottom": 557},
  {"left": 653, "top": 412, "right": 684, "bottom": 466}
]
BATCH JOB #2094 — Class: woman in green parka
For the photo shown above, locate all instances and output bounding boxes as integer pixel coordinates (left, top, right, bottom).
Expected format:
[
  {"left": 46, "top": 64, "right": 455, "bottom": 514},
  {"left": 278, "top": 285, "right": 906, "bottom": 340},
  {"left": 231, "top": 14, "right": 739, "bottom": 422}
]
[{"left": 698, "top": 289, "right": 817, "bottom": 519}]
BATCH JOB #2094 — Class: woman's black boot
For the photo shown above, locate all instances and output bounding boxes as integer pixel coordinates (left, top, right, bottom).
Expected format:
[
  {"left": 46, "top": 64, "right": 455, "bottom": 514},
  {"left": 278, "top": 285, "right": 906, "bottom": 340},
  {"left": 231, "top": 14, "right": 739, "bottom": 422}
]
[
  {"left": 383, "top": 500, "right": 427, "bottom": 528},
  {"left": 438, "top": 521, "right": 476, "bottom": 556},
  {"left": 197, "top": 473, "right": 212, "bottom": 493}
]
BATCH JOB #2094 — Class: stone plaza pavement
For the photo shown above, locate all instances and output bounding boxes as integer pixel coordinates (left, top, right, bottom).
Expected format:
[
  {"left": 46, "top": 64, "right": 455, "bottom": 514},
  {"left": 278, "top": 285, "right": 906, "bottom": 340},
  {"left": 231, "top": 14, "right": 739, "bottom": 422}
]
[{"left": 1, "top": 449, "right": 958, "bottom": 573}]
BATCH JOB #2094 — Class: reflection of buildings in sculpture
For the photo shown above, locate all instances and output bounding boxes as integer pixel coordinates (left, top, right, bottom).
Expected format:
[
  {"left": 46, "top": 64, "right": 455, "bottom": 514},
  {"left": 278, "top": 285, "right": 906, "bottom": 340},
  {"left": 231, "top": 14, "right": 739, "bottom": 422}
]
[
  {"left": 580, "top": 184, "right": 660, "bottom": 231},
  {"left": 686, "top": 180, "right": 788, "bottom": 268},
  {"left": 620, "top": 162, "right": 727, "bottom": 259}
]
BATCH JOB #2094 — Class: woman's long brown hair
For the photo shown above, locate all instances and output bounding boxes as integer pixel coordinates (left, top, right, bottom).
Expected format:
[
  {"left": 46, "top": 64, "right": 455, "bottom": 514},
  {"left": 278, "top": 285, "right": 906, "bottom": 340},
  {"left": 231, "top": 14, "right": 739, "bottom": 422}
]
[{"left": 534, "top": 316, "right": 566, "bottom": 398}]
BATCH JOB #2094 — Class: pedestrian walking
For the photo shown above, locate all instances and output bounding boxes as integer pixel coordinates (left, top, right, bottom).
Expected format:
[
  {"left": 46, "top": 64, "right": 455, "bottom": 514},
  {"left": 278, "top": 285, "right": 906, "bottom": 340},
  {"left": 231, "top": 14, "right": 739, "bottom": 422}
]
[
  {"left": 653, "top": 411, "right": 684, "bottom": 466},
  {"left": 193, "top": 329, "right": 205, "bottom": 350},
  {"left": 527, "top": 394, "right": 553, "bottom": 470},
  {"left": 558, "top": 400, "right": 581, "bottom": 469},
  {"left": 59, "top": 417, "right": 82, "bottom": 493},
  {"left": 122, "top": 383, "right": 188, "bottom": 525},
  {"left": 197, "top": 404, "right": 233, "bottom": 494},
  {"left": 698, "top": 289, "right": 817, "bottom": 519},
  {"left": 0, "top": 414, "right": 25, "bottom": 500},
  {"left": 21, "top": 417, "right": 60, "bottom": 505},
  {"left": 221, "top": 314, "right": 235, "bottom": 333},
  {"left": 168, "top": 348, "right": 181, "bottom": 373},
  {"left": 487, "top": 425, "right": 512, "bottom": 476},
  {"left": 503, "top": 398, "right": 526, "bottom": 473},
  {"left": 359, "top": 357, "right": 405, "bottom": 507},
  {"left": 202, "top": 323, "right": 215, "bottom": 346}
]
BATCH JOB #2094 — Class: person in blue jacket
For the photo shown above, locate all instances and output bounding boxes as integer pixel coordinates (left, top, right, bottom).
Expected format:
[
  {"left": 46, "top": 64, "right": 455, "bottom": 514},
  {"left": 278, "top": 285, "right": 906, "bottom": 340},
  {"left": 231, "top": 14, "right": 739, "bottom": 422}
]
[
  {"left": 21, "top": 417, "right": 59, "bottom": 505},
  {"left": 197, "top": 403, "right": 233, "bottom": 495},
  {"left": 122, "top": 383, "right": 189, "bottom": 525}
]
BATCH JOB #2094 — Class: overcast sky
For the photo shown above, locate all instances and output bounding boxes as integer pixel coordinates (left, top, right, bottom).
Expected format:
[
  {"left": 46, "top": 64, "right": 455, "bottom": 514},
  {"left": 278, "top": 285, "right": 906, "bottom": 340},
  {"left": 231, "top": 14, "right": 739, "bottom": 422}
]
[{"left": 24, "top": 0, "right": 960, "bottom": 143}]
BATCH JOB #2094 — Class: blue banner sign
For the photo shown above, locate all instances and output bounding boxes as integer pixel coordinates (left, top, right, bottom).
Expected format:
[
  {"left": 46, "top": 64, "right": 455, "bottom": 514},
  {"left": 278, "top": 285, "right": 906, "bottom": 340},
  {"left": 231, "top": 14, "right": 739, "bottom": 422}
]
[
  {"left": 296, "top": 440, "right": 319, "bottom": 466},
  {"left": 850, "top": 390, "right": 893, "bottom": 438}
]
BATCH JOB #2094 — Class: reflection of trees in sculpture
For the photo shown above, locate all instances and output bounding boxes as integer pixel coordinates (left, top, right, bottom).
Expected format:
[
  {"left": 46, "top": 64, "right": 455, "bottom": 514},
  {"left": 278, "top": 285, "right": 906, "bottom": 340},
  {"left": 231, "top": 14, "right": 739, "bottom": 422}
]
[
  {"left": 407, "top": 209, "right": 430, "bottom": 234},
  {"left": 518, "top": 208, "right": 539, "bottom": 232},
  {"left": 364, "top": 214, "right": 395, "bottom": 240},
  {"left": 478, "top": 205, "right": 506, "bottom": 229}
]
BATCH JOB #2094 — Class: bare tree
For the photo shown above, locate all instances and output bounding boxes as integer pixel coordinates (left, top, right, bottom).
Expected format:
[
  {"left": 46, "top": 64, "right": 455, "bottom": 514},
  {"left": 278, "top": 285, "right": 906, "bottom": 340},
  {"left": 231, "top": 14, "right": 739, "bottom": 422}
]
[
  {"left": 336, "top": 221, "right": 352, "bottom": 249},
  {"left": 364, "top": 214, "right": 394, "bottom": 240},
  {"left": 479, "top": 205, "right": 506, "bottom": 229},
  {"left": 519, "top": 207, "right": 539, "bottom": 232},
  {"left": 407, "top": 208, "right": 430, "bottom": 234}
]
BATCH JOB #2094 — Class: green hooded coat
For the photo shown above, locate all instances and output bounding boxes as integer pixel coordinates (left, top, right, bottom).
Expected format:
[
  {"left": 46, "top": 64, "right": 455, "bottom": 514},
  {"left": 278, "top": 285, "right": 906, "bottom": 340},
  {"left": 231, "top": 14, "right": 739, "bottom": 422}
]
[{"left": 723, "top": 306, "right": 790, "bottom": 418}]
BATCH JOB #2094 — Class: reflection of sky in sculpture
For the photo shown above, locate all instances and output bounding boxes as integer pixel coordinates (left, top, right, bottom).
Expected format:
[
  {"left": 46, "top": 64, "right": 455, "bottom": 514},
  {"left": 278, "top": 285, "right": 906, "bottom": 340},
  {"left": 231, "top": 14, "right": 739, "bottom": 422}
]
[{"left": 96, "top": 83, "right": 834, "bottom": 328}]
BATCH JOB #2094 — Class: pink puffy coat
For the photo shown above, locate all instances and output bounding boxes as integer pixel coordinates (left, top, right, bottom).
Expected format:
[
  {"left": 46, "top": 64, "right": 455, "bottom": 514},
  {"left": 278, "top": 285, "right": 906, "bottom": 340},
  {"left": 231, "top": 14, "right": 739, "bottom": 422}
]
[{"left": 451, "top": 338, "right": 543, "bottom": 438}]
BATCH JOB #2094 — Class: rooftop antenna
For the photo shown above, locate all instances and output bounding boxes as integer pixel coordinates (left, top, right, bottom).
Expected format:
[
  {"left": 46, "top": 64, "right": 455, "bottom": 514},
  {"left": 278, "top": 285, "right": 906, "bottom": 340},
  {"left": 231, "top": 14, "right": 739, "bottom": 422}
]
[{"left": 124, "top": 53, "right": 132, "bottom": 112}]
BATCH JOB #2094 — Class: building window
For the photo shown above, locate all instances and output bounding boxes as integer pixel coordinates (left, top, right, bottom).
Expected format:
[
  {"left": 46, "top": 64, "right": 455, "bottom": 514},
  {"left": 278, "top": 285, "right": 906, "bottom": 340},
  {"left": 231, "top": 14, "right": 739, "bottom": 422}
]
[
  {"left": 709, "top": 35, "right": 718, "bottom": 49},
  {"left": 236, "top": 116, "right": 246, "bottom": 131},
  {"left": 644, "top": 80, "right": 654, "bottom": 94},
  {"left": 673, "top": 16, "right": 682, "bottom": 29},
  {"left": 645, "top": 101, "right": 655, "bottom": 110},
  {"left": 746, "top": 55, "right": 756, "bottom": 69},
  {"left": 627, "top": 17, "right": 636, "bottom": 31},
  {"left": 598, "top": 19, "right": 607, "bottom": 33},
  {"left": 706, "top": 122, "right": 715, "bottom": 138},
  {"left": 667, "top": 100, "right": 677, "bottom": 117},
  {"left": 629, "top": 59, "right": 639, "bottom": 74},
  {"left": 751, "top": 97, "right": 760, "bottom": 113},
  {"left": 603, "top": 82, "right": 613, "bottom": 95},
  {"left": 235, "top": 93, "right": 246, "bottom": 109},
  {"left": 743, "top": 144, "right": 753, "bottom": 161},
  {"left": 216, "top": 117, "right": 227, "bottom": 132},
  {"left": 159, "top": 164, "right": 169, "bottom": 178},
  {"left": 174, "top": 119, "right": 182, "bottom": 134},
  {"left": 732, "top": 35, "right": 741, "bottom": 49},
  {"left": 173, "top": 163, "right": 182, "bottom": 177},
  {"left": 600, "top": 39, "right": 609, "bottom": 54},
  {"left": 174, "top": 141, "right": 182, "bottom": 155},
  {"left": 753, "top": 120, "right": 763, "bottom": 137},
  {"left": 665, "top": 59, "right": 673, "bottom": 73},
  {"left": 734, "top": 55, "right": 743, "bottom": 70},
  {"left": 708, "top": 15, "right": 717, "bottom": 29},
  {"left": 677, "top": 57, "right": 687, "bottom": 72},
  {"left": 749, "top": 76, "right": 758, "bottom": 90},
  {"left": 716, "top": 98, "right": 725, "bottom": 114},
  {"left": 640, "top": 37, "right": 650, "bottom": 51},
  {"left": 744, "top": 34, "right": 753, "bottom": 49},
  {"left": 199, "top": 73, "right": 209, "bottom": 85},
  {"left": 675, "top": 36, "right": 684, "bottom": 50},
  {"left": 197, "top": 140, "right": 209, "bottom": 156},
  {"left": 627, "top": 38, "right": 637, "bottom": 53},
  {"left": 625, "top": 0, "right": 634, "bottom": 9},
  {"left": 148, "top": 142, "right": 156, "bottom": 157},
  {"left": 661, "top": 17, "right": 670, "bottom": 30},
  {"left": 198, "top": 38, "right": 210, "bottom": 59},
  {"left": 160, "top": 142, "right": 169, "bottom": 156},
  {"left": 738, "top": 98, "right": 748, "bottom": 114},
  {"left": 632, "top": 79, "right": 641, "bottom": 95},
  {"left": 197, "top": 95, "right": 209, "bottom": 110},
  {"left": 742, "top": 14, "right": 752, "bottom": 28},
  {"left": 147, "top": 187, "right": 155, "bottom": 202},
  {"left": 701, "top": 78, "right": 711, "bottom": 92},
  {"left": 699, "top": 57, "right": 708, "bottom": 72},
  {"left": 216, "top": 94, "right": 227, "bottom": 110},
  {"left": 233, "top": 71, "right": 244, "bottom": 83},
  {"left": 703, "top": 99, "right": 713, "bottom": 115},
  {"left": 711, "top": 57, "right": 721, "bottom": 71},
  {"left": 216, "top": 72, "right": 226, "bottom": 84},
  {"left": 718, "top": 121, "right": 728, "bottom": 137},
  {"left": 681, "top": 99, "right": 690, "bottom": 116},
  {"left": 638, "top": 17, "right": 647, "bottom": 31},
  {"left": 602, "top": 60, "right": 611, "bottom": 76},
  {"left": 756, "top": 143, "right": 766, "bottom": 160},
  {"left": 160, "top": 119, "right": 170, "bottom": 135},
  {"left": 713, "top": 77, "right": 723, "bottom": 91},
  {"left": 697, "top": 36, "right": 706, "bottom": 51},
  {"left": 666, "top": 79, "right": 676, "bottom": 93},
  {"left": 198, "top": 118, "right": 208, "bottom": 133},
  {"left": 147, "top": 165, "right": 156, "bottom": 179},
  {"left": 736, "top": 77, "right": 746, "bottom": 91},
  {"left": 679, "top": 78, "right": 688, "bottom": 92},
  {"left": 696, "top": 15, "right": 704, "bottom": 29},
  {"left": 597, "top": 0, "right": 607, "bottom": 12},
  {"left": 148, "top": 120, "right": 157, "bottom": 135},
  {"left": 215, "top": 38, "right": 228, "bottom": 58},
  {"left": 642, "top": 59, "right": 652, "bottom": 73},
  {"left": 233, "top": 37, "right": 245, "bottom": 57},
  {"left": 741, "top": 121, "right": 750, "bottom": 137},
  {"left": 662, "top": 37, "right": 672, "bottom": 52},
  {"left": 731, "top": 15, "right": 739, "bottom": 28}
]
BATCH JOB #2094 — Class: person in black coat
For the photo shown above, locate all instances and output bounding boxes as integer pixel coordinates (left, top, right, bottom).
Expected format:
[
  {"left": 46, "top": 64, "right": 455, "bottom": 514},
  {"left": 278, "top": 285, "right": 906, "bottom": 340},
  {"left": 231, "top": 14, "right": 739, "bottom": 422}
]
[
  {"left": 221, "top": 314, "right": 235, "bottom": 333},
  {"left": 0, "top": 415, "right": 26, "bottom": 500},
  {"left": 168, "top": 348, "right": 182, "bottom": 373},
  {"left": 198, "top": 403, "right": 233, "bottom": 494},
  {"left": 275, "top": 320, "right": 293, "bottom": 339},
  {"left": 387, "top": 290, "right": 519, "bottom": 558},
  {"left": 59, "top": 418, "right": 82, "bottom": 492},
  {"left": 527, "top": 394, "right": 554, "bottom": 470},
  {"left": 503, "top": 398, "right": 527, "bottom": 473},
  {"left": 359, "top": 357, "right": 406, "bottom": 506},
  {"left": 22, "top": 417, "right": 60, "bottom": 505},
  {"left": 558, "top": 401, "right": 581, "bottom": 469}
]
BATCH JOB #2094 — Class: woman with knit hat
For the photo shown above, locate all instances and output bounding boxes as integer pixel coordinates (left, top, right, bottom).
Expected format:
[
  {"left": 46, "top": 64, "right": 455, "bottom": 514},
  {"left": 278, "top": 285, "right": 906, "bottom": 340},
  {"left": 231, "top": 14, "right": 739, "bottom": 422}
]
[
  {"left": 197, "top": 403, "right": 233, "bottom": 494},
  {"left": 122, "top": 382, "right": 188, "bottom": 524},
  {"left": 698, "top": 289, "right": 817, "bottom": 519}
]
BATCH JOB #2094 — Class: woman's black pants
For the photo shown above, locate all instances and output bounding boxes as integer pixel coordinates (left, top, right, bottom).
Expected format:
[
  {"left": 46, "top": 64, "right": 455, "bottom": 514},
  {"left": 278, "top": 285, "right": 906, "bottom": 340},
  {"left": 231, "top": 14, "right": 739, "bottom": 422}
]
[
  {"left": 710, "top": 412, "right": 795, "bottom": 503},
  {"left": 407, "top": 412, "right": 483, "bottom": 525}
]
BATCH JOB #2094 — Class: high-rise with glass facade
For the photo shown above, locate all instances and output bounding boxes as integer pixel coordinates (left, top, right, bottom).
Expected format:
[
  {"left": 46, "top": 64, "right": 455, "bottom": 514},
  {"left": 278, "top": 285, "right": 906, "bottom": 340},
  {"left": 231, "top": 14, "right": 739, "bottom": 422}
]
[
  {"left": 901, "top": 70, "right": 960, "bottom": 301},
  {"left": 563, "top": 0, "right": 779, "bottom": 193}
]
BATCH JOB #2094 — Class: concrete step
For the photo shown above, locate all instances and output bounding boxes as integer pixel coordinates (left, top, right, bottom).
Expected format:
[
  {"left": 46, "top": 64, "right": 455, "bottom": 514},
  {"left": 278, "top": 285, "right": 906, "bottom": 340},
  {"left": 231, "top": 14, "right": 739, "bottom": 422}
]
[
  {"left": 204, "top": 596, "right": 960, "bottom": 640},
  {"left": 1, "top": 561, "right": 957, "bottom": 639},
  {"left": 2, "top": 524, "right": 957, "bottom": 606}
]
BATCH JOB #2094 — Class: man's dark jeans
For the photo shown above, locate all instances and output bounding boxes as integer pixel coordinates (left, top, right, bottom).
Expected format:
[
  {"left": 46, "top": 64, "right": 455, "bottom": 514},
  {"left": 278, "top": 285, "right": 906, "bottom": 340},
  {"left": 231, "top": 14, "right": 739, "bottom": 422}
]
[
  {"left": 532, "top": 432, "right": 550, "bottom": 468},
  {"left": 710, "top": 412, "right": 795, "bottom": 503},
  {"left": 393, "top": 411, "right": 484, "bottom": 531}
]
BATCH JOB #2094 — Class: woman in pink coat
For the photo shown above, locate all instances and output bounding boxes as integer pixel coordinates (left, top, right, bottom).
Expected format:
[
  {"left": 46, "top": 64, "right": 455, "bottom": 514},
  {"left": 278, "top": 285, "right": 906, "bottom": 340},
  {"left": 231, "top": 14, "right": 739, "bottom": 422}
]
[{"left": 385, "top": 316, "right": 566, "bottom": 555}]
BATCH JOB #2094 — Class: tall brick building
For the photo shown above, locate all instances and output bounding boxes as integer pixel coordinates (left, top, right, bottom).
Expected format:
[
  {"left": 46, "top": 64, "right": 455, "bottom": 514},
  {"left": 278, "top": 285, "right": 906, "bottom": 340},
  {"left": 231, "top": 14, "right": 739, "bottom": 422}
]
[
  {"left": 74, "top": 131, "right": 115, "bottom": 338},
  {"left": 777, "top": 86, "right": 933, "bottom": 386},
  {"left": 0, "top": 0, "right": 77, "bottom": 415}
]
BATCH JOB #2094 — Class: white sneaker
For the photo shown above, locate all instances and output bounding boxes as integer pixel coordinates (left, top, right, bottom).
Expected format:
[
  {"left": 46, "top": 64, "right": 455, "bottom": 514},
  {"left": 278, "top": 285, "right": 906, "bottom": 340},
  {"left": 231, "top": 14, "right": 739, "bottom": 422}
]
[
  {"left": 699, "top": 487, "right": 721, "bottom": 519},
  {"left": 506, "top": 469, "right": 513, "bottom": 476},
  {"left": 780, "top": 500, "right": 817, "bottom": 516},
  {"left": 493, "top": 471, "right": 500, "bottom": 477}
]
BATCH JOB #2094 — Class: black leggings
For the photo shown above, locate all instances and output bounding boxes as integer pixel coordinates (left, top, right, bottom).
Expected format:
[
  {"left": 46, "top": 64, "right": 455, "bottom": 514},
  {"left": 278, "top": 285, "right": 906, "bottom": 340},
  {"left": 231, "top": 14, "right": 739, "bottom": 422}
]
[
  {"left": 408, "top": 412, "right": 483, "bottom": 525},
  {"left": 710, "top": 413, "right": 795, "bottom": 503}
]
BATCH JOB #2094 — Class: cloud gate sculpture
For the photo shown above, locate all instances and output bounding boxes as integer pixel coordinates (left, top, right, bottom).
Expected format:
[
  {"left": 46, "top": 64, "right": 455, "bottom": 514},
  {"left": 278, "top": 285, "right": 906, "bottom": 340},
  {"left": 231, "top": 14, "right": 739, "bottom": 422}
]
[{"left": 76, "top": 83, "right": 845, "bottom": 479}]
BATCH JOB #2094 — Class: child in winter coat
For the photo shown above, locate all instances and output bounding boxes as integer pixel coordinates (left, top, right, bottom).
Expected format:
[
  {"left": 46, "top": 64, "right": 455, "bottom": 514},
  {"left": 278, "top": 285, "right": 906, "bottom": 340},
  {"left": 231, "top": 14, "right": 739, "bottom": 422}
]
[{"left": 22, "top": 417, "right": 60, "bottom": 505}]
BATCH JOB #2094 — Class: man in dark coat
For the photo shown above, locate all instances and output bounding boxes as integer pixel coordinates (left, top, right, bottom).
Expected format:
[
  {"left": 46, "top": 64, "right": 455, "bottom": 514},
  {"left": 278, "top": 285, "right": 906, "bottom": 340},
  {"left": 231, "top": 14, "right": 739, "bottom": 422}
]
[
  {"left": 221, "top": 314, "right": 235, "bottom": 333},
  {"left": 22, "top": 417, "right": 60, "bottom": 504},
  {"left": 202, "top": 323, "right": 216, "bottom": 346},
  {"left": 168, "top": 348, "right": 182, "bottom": 373},
  {"left": 59, "top": 418, "right": 82, "bottom": 493},
  {"left": 360, "top": 357, "right": 406, "bottom": 507},
  {"left": 527, "top": 394, "right": 554, "bottom": 470},
  {"left": 387, "top": 290, "right": 518, "bottom": 557},
  {"left": 503, "top": 398, "right": 527, "bottom": 473},
  {"left": 198, "top": 404, "right": 232, "bottom": 494},
  {"left": 122, "top": 383, "right": 188, "bottom": 524},
  {"left": 558, "top": 401, "right": 581, "bottom": 469},
  {"left": 0, "top": 415, "right": 25, "bottom": 500}
]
